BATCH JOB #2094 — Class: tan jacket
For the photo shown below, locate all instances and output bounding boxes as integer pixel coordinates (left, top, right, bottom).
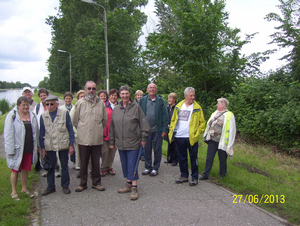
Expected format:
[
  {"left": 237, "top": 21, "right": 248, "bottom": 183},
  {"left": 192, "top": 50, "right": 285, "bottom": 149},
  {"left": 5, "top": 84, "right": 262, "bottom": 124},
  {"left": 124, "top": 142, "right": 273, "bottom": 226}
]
[{"left": 72, "top": 96, "right": 107, "bottom": 146}]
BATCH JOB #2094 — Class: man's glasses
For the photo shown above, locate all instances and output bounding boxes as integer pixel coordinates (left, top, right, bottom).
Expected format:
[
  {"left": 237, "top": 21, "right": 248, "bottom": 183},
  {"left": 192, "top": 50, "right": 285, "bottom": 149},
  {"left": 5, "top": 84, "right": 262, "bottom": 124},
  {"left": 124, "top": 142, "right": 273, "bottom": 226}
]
[
  {"left": 87, "top": 87, "right": 96, "bottom": 90},
  {"left": 46, "top": 103, "right": 55, "bottom": 106}
]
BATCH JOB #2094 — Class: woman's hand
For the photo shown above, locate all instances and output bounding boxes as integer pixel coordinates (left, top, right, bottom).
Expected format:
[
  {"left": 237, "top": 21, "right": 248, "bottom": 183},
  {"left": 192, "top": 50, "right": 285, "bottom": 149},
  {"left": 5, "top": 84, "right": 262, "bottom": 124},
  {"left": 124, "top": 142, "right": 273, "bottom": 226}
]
[
  {"left": 141, "top": 141, "right": 146, "bottom": 148},
  {"left": 109, "top": 145, "right": 115, "bottom": 149}
]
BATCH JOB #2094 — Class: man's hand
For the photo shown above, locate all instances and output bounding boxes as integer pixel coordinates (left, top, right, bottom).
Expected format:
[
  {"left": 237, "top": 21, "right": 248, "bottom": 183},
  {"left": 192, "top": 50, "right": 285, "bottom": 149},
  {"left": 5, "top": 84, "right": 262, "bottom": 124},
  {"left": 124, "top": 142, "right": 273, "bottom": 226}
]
[
  {"left": 141, "top": 141, "right": 146, "bottom": 148},
  {"left": 109, "top": 145, "right": 115, "bottom": 149},
  {"left": 42, "top": 149, "right": 47, "bottom": 158},
  {"left": 69, "top": 145, "right": 75, "bottom": 156},
  {"left": 161, "top": 132, "right": 167, "bottom": 137}
]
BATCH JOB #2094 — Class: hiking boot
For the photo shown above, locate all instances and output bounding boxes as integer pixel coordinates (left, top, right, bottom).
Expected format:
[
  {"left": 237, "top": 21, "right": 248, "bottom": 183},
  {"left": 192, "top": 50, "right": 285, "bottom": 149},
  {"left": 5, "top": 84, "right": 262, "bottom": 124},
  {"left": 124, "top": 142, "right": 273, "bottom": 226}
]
[
  {"left": 175, "top": 177, "right": 189, "bottom": 184},
  {"left": 118, "top": 183, "right": 132, "bottom": 193},
  {"left": 130, "top": 187, "right": 138, "bottom": 200}
]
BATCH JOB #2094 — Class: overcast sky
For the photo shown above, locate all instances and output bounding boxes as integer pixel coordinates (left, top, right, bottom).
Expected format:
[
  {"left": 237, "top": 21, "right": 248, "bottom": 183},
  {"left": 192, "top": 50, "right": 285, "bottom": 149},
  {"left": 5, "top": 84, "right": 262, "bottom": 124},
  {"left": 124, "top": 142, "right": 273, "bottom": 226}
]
[{"left": 0, "top": 0, "right": 286, "bottom": 87}]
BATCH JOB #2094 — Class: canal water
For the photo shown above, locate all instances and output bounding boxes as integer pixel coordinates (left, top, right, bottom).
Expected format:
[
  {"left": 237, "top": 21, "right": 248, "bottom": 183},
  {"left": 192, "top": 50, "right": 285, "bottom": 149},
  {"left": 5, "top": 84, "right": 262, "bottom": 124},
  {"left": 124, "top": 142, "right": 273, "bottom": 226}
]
[{"left": 0, "top": 89, "right": 25, "bottom": 106}]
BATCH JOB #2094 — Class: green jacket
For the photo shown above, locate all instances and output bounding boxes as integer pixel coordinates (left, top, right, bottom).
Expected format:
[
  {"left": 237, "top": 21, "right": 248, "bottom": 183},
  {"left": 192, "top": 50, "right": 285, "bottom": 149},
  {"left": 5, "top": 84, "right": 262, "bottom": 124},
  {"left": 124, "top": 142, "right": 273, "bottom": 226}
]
[{"left": 168, "top": 100, "right": 206, "bottom": 146}]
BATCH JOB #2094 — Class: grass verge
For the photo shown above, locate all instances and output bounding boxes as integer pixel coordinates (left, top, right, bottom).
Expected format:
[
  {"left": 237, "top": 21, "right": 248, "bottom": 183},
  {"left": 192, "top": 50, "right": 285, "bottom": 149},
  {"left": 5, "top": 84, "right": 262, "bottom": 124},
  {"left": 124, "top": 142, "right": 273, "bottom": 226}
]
[
  {"left": 0, "top": 158, "right": 39, "bottom": 226},
  {"left": 162, "top": 137, "right": 300, "bottom": 225}
]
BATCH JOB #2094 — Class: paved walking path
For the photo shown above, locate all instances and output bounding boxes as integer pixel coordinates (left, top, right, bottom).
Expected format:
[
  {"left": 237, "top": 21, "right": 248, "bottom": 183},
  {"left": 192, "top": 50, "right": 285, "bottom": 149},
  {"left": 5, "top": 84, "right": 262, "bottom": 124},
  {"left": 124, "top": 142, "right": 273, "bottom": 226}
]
[{"left": 0, "top": 127, "right": 287, "bottom": 225}]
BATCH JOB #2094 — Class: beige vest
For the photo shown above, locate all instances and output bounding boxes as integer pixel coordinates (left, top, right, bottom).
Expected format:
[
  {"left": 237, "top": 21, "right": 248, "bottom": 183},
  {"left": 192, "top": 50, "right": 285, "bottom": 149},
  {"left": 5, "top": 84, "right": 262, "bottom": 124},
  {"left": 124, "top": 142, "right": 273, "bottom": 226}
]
[{"left": 42, "top": 108, "right": 70, "bottom": 151}]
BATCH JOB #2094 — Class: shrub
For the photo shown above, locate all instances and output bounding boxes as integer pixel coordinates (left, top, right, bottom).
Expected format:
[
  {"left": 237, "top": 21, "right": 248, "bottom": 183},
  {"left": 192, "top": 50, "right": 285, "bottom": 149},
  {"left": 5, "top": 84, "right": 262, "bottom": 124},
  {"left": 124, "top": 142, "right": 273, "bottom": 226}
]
[{"left": 0, "top": 99, "right": 10, "bottom": 115}]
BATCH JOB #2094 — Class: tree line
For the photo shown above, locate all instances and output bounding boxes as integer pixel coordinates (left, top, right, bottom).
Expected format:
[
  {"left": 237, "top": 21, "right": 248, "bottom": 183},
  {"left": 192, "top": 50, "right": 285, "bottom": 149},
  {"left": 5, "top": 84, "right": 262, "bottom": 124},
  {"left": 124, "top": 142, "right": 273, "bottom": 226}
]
[
  {"left": 44, "top": 0, "right": 300, "bottom": 151},
  {"left": 0, "top": 81, "right": 32, "bottom": 89}
]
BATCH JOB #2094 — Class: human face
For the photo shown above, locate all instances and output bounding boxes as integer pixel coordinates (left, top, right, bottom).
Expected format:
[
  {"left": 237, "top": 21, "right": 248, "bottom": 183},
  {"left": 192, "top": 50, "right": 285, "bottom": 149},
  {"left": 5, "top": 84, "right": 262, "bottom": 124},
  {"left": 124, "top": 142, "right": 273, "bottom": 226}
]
[
  {"left": 168, "top": 96, "right": 176, "bottom": 106},
  {"left": 120, "top": 90, "right": 130, "bottom": 104},
  {"left": 18, "top": 101, "right": 30, "bottom": 114},
  {"left": 216, "top": 101, "right": 225, "bottom": 111},
  {"left": 109, "top": 93, "right": 118, "bottom": 104},
  {"left": 39, "top": 93, "right": 48, "bottom": 103},
  {"left": 184, "top": 91, "right": 195, "bottom": 106},
  {"left": 99, "top": 93, "right": 107, "bottom": 102},
  {"left": 147, "top": 84, "right": 157, "bottom": 97},
  {"left": 22, "top": 90, "right": 33, "bottom": 100},
  {"left": 135, "top": 94, "right": 143, "bottom": 102},
  {"left": 64, "top": 96, "right": 73, "bottom": 106},
  {"left": 46, "top": 101, "right": 58, "bottom": 113},
  {"left": 78, "top": 93, "right": 85, "bottom": 100},
  {"left": 85, "top": 82, "right": 96, "bottom": 99}
]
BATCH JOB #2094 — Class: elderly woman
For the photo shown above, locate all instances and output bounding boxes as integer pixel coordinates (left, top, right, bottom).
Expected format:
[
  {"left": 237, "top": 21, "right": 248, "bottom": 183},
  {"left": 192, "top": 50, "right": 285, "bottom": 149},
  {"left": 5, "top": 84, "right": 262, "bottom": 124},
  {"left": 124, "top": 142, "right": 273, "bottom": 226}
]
[
  {"left": 164, "top": 92, "right": 178, "bottom": 166},
  {"left": 109, "top": 85, "right": 150, "bottom": 200},
  {"left": 4, "top": 96, "right": 39, "bottom": 200},
  {"left": 200, "top": 98, "right": 236, "bottom": 180},
  {"left": 135, "top": 90, "right": 144, "bottom": 103}
]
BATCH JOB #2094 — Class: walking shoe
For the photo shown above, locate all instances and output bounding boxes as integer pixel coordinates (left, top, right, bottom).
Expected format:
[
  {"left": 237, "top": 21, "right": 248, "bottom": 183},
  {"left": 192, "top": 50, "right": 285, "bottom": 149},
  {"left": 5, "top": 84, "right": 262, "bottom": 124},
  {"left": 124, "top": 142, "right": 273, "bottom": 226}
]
[
  {"left": 42, "top": 172, "right": 47, "bottom": 177},
  {"left": 92, "top": 184, "right": 105, "bottom": 191},
  {"left": 142, "top": 169, "right": 150, "bottom": 175},
  {"left": 55, "top": 172, "right": 61, "bottom": 178},
  {"left": 21, "top": 190, "right": 34, "bottom": 198},
  {"left": 130, "top": 187, "right": 138, "bottom": 200},
  {"left": 189, "top": 180, "right": 198, "bottom": 186},
  {"left": 41, "top": 189, "right": 56, "bottom": 196},
  {"left": 118, "top": 183, "right": 132, "bottom": 193},
  {"left": 11, "top": 193, "right": 20, "bottom": 201},
  {"left": 63, "top": 187, "right": 71, "bottom": 194},
  {"left": 150, "top": 170, "right": 158, "bottom": 176},
  {"left": 199, "top": 175, "right": 208, "bottom": 180},
  {"left": 107, "top": 169, "right": 115, "bottom": 175},
  {"left": 171, "top": 162, "right": 178, "bottom": 166},
  {"left": 175, "top": 177, "right": 189, "bottom": 183},
  {"left": 101, "top": 171, "right": 106, "bottom": 177},
  {"left": 75, "top": 186, "right": 87, "bottom": 192}
]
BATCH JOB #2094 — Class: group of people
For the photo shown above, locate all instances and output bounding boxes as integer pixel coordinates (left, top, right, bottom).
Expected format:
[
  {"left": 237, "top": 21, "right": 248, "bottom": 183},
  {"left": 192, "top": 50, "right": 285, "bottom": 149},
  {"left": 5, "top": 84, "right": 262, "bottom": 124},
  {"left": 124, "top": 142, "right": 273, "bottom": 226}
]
[{"left": 4, "top": 81, "right": 236, "bottom": 201}]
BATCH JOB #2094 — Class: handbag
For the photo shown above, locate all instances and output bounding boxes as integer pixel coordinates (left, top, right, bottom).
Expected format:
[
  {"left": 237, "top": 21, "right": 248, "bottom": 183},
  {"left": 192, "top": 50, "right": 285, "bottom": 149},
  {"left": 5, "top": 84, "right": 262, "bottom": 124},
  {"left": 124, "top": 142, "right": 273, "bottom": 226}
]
[{"left": 204, "top": 111, "right": 227, "bottom": 144}]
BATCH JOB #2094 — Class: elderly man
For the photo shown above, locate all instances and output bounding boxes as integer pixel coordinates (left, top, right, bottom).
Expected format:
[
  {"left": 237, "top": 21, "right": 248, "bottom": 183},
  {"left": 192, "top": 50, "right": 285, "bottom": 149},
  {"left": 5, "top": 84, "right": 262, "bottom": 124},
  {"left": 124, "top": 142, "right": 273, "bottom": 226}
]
[
  {"left": 39, "top": 95, "right": 75, "bottom": 196},
  {"left": 169, "top": 87, "right": 206, "bottom": 186},
  {"left": 72, "top": 81, "right": 107, "bottom": 192},
  {"left": 139, "top": 83, "right": 168, "bottom": 176},
  {"left": 22, "top": 87, "right": 37, "bottom": 111}
]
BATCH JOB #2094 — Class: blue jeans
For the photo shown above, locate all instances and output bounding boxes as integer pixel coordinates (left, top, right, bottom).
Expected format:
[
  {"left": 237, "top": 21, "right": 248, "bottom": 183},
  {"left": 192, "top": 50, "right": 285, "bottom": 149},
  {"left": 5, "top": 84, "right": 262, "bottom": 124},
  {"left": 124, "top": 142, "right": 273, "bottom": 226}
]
[
  {"left": 144, "top": 131, "right": 163, "bottom": 171},
  {"left": 119, "top": 149, "right": 139, "bottom": 181},
  {"left": 203, "top": 140, "right": 228, "bottom": 178},
  {"left": 45, "top": 150, "right": 70, "bottom": 190},
  {"left": 175, "top": 138, "right": 199, "bottom": 180}
]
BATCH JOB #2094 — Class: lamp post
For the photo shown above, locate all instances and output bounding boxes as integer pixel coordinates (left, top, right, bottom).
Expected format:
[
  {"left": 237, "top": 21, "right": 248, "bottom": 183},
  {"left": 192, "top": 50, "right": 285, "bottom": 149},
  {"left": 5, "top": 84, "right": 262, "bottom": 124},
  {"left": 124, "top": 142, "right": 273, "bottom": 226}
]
[
  {"left": 81, "top": 0, "right": 109, "bottom": 93},
  {"left": 58, "top": 49, "right": 72, "bottom": 93}
]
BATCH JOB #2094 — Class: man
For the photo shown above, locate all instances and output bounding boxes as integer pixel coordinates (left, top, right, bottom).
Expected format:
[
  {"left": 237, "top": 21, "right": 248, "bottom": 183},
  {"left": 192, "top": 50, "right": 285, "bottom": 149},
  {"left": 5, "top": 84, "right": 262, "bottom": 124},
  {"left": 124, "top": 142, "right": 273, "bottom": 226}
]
[
  {"left": 72, "top": 81, "right": 107, "bottom": 192},
  {"left": 168, "top": 87, "right": 206, "bottom": 186},
  {"left": 139, "top": 83, "right": 168, "bottom": 176},
  {"left": 22, "top": 87, "right": 37, "bottom": 111},
  {"left": 39, "top": 95, "right": 75, "bottom": 195}
]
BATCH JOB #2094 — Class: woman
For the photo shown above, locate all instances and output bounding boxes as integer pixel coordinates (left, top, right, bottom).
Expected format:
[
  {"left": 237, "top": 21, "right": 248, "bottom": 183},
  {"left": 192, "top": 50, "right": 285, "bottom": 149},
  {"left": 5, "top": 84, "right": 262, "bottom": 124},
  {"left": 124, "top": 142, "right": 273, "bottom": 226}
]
[
  {"left": 70, "top": 90, "right": 85, "bottom": 176},
  {"left": 164, "top": 92, "right": 178, "bottom": 166},
  {"left": 200, "top": 98, "right": 236, "bottom": 180},
  {"left": 109, "top": 85, "right": 150, "bottom": 200},
  {"left": 100, "top": 89, "right": 119, "bottom": 176},
  {"left": 135, "top": 90, "right": 143, "bottom": 103},
  {"left": 4, "top": 96, "right": 39, "bottom": 200}
]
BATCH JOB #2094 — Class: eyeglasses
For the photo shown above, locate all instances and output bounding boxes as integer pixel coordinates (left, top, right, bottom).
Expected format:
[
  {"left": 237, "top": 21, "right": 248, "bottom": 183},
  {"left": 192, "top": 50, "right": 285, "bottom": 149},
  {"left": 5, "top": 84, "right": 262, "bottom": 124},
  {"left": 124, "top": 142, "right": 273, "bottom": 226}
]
[
  {"left": 46, "top": 103, "right": 55, "bottom": 106},
  {"left": 87, "top": 87, "right": 96, "bottom": 90},
  {"left": 20, "top": 104, "right": 30, "bottom": 107}
]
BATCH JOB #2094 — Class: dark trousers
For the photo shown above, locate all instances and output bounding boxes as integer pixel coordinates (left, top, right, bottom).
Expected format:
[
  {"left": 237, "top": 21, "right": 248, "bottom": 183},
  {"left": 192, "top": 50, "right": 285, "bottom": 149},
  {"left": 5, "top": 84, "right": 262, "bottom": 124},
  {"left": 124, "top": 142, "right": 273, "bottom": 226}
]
[
  {"left": 167, "top": 141, "right": 178, "bottom": 163},
  {"left": 78, "top": 145, "right": 102, "bottom": 187},
  {"left": 203, "top": 140, "right": 228, "bottom": 178},
  {"left": 175, "top": 138, "right": 199, "bottom": 180},
  {"left": 45, "top": 150, "right": 70, "bottom": 190},
  {"left": 144, "top": 131, "right": 163, "bottom": 171}
]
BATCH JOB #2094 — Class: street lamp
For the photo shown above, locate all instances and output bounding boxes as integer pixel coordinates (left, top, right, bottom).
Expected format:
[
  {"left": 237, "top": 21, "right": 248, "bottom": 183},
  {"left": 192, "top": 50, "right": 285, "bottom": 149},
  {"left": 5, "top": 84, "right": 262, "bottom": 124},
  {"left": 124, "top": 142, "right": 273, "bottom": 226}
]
[
  {"left": 81, "top": 0, "right": 109, "bottom": 93},
  {"left": 58, "top": 49, "right": 72, "bottom": 93}
]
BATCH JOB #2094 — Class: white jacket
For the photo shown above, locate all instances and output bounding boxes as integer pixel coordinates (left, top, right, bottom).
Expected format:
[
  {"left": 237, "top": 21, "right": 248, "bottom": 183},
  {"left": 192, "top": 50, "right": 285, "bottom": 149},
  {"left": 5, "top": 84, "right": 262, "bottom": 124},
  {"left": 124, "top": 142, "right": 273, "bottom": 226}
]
[{"left": 4, "top": 107, "right": 39, "bottom": 171}]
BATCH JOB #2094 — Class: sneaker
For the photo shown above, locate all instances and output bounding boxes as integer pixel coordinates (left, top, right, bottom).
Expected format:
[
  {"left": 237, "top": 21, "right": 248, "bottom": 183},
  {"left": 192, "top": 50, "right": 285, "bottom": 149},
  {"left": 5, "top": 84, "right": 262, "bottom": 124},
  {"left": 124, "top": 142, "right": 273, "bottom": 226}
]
[
  {"left": 175, "top": 177, "right": 189, "bottom": 183},
  {"left": 118, "top": 183, "right": 132, "bottom": 193},
  {"left": 142, "top": 169, "right": 150, "bottom": 175},
  {"left": 107, "top": 169, "right": 115, "bottom": 175},
  {"left": 130, "top": 187, "right": 138, "bottom": 200},
  {"left": 150, "top": 170, "right": 158, "bottom": 176},
  {"left": 189, "top": 180, "right": 198, "bottom": 186},
  {"left": 101, "top": 171, "right": 106, "bottom": 177}
]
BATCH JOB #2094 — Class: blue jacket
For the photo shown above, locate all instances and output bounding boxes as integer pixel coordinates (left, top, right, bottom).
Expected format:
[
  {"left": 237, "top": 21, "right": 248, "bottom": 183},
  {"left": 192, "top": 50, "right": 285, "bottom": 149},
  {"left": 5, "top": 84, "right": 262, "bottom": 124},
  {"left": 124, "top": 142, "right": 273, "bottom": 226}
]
[{"left": 139, "top": 94, "right": 169, "bottom": 136}]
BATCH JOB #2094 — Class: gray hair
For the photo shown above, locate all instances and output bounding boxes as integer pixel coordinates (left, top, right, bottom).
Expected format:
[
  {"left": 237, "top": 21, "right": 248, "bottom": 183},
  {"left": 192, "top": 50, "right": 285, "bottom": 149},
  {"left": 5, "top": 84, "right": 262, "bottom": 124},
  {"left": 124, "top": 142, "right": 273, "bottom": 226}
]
[
  {"left": 119, "top": 85, "right": 130, "bottom": 93},
  {"left": 217, "top": 98, "right": 229, "bottom": 109},
  {"left": 184, "top": 87, "right": 195, "bottom": 96},
  {"left": 84, "top": 81, "right": 96, "bottom": 88}
]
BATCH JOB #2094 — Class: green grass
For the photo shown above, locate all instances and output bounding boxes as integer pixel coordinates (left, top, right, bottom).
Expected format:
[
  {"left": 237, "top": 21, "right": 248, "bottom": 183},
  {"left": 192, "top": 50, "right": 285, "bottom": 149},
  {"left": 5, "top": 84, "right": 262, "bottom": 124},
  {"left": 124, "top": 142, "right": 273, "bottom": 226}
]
[
  {"left": 162, "top": 137, "right": 300, "bottom": 225},
  {"left": 0, "top": 158, "right": 39, "bottom": 225}
]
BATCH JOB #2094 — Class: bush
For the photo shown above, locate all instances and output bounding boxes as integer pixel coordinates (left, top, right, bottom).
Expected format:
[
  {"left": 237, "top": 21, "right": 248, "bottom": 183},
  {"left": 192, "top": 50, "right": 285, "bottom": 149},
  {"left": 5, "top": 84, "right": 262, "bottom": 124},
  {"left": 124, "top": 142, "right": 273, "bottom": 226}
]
[{"left": 0, "top": 99, "right": 10, "bottom": 115}]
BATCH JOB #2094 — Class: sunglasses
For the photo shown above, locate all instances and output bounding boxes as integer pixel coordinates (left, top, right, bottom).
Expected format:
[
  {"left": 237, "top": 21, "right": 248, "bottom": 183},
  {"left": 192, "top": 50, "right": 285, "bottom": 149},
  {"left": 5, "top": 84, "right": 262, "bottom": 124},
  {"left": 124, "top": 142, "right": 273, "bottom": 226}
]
[
  {"left": 87, "top": 87, "right": 96, "bottom": 90},
  {"left": 46, "top": 103, "right": 55, "bottom": 106}
]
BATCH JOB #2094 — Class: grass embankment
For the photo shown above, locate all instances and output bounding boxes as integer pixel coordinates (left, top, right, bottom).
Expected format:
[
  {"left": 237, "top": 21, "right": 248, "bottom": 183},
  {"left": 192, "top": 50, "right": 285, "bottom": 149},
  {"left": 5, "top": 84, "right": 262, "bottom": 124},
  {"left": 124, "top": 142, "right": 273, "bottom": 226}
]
[
  {"left": 0, "top": 158, "right": 39, "bottom": 225},
  {"left": 162, "top": 138, "right": 300, "bottom": 225}
]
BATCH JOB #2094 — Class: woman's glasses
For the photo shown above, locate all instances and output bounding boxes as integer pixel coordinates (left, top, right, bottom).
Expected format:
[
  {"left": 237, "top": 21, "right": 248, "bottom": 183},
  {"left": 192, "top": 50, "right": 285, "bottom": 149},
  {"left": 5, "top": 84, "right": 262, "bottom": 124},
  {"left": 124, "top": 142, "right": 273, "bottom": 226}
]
[
  {"left": 87, "top": 87, "right": 96, "bottom": 90},
  {"left": 46, "top": 103, "right": 55, "bottom": 106}
]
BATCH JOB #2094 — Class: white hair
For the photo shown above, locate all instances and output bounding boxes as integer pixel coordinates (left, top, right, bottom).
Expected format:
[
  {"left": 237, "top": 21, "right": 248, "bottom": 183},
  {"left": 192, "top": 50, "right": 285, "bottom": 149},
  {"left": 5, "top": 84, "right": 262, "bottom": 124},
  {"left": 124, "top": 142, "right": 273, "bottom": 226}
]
[{"left": 184, "top": 87, "right": 195, "bottom": 96}]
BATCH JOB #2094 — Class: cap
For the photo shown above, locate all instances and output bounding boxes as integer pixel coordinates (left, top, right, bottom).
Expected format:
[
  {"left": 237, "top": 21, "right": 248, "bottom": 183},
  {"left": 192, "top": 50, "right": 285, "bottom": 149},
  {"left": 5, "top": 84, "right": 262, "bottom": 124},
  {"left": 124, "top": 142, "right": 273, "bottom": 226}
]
[
  {"left": 22, "top": 87, "right": 32, "bottom": 93},
  {"left": 45, "top": 94, "right": 58, "bottom": 102}
]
